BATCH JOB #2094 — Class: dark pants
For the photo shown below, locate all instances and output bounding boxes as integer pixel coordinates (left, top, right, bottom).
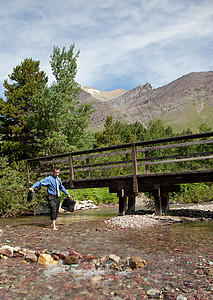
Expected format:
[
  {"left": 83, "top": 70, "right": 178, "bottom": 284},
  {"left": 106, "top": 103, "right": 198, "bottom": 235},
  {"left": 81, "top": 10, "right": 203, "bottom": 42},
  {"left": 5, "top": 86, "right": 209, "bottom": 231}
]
[{"left": 47, "top": 194, "right": 60, "bottom": 220}]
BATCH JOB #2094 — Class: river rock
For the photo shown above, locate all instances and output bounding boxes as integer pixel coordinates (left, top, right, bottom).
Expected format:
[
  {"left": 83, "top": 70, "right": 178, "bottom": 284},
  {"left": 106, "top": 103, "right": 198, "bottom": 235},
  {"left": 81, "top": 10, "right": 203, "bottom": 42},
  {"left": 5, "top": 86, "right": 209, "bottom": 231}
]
[
  {"left": 25, "top": 251, "right": 38, "bottom": 262},
  {"left": 90, "top": 275, "right": 102, "bottom": 285},
  {"left": 109, "top": 254, "right": 120, "bottom": 263},
  {"left": 129, "top": 256, "right": 146, "bottom": 269},
  {"left": 176, "top": 295, "right": 188, "bottom": 300},
  {"left": 100, "top": 255, "right": 108, "bottom": 264},
  {"left": 110, "top": 262, "right": 120, "bottom": 270},
  {"left": 70, "top": 250, "right": 83, "bottom": 259},
  {"left": 0, "top": 245, "right": 14, "bottom": 257},
  {"left": 146, "top": 288, "right": 160, "bottom": 297},
  {"left": 18, "top": 248, "right": 31, "bottom": 256},
  {"left": 0, "top": 254, "right": 8, "bottom": 260},
  {"left": 37, "top": 253, "right": 57, "bottom": 266},
  {"left": 14, "top": 246, "right": 21, "bottom": 252},
  {"left": 74, "top": 200, "right": 98, "bottom": 210},
  {"left": 59, "top": 251, "right": 70, "bottom": 259},
  {"left": 79, "top": 261, "right": 96, "bottom": 270},
  {"left": 64, "top": 254, "right": 80, "bottom": 265}
]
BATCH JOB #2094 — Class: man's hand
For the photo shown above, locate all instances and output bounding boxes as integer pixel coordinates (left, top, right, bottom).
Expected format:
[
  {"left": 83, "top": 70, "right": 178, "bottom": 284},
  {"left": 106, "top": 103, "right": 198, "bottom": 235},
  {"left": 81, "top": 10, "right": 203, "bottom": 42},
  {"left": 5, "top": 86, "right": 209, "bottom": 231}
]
[
  {"left": 67, "top": 194, "right": 72, "bottom": 199},
  {"left": 29, "top": 187, "right": 34, "bottom": 193}
]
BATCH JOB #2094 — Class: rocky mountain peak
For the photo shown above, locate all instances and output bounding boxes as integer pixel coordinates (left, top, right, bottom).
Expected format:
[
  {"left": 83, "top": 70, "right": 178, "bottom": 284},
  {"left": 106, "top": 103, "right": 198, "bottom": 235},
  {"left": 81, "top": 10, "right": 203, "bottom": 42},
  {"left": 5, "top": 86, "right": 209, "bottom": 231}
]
[{"left": 78, "top": 71, "right": 213, "bottom": 133}]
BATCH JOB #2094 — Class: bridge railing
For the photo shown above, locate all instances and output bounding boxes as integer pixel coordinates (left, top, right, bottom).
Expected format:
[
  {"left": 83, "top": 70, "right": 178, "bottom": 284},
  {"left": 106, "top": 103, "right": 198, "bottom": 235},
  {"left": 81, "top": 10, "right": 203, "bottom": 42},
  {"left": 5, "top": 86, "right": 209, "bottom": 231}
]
[{"left": 26, "top": 131, "right": 213, "bottom": 186}]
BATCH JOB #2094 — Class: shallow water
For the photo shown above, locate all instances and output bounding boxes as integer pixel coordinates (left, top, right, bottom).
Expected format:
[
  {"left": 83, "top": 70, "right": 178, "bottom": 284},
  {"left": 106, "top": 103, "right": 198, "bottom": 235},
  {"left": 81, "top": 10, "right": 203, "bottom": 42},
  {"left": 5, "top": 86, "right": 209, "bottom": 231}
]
[
  {"left": 0, "top": 206, "right": 213, "bottom": 299},
  {"left": 0, "top": 206, "right": 118, "bottom": 227}
]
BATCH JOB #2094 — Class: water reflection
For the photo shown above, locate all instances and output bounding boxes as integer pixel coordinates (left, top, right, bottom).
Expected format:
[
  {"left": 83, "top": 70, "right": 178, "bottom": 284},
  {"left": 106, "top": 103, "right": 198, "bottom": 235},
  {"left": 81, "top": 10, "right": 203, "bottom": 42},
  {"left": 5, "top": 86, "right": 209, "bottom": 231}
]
[{"left": 0, "top": 206, "right": 119, "bottom": 227}]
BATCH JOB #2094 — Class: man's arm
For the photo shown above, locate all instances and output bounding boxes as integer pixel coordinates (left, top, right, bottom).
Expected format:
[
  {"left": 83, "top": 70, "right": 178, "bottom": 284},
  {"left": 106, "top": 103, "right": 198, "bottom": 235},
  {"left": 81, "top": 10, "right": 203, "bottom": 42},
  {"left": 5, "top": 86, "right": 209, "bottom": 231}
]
[
  {"left": 59, "top": 180, "right": 72, "bottom": 199},
  {"left": 29, "top": 177, "right": 50, "bottom": 192}
]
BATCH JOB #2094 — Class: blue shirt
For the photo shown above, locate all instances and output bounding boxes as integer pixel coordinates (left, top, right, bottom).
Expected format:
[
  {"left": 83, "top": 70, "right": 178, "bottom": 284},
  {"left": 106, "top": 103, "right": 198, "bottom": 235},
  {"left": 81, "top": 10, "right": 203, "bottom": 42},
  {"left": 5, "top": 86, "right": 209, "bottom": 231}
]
[{"left": 32, "top": 175, "right": 68, "bottom": 196}]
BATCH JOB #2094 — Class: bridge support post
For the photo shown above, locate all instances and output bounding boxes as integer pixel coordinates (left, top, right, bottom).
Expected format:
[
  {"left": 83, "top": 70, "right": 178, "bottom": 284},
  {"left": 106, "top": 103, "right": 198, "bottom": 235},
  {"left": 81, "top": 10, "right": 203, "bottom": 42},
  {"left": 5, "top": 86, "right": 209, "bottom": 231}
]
[
  {"left": 153, "top": 185, "right": 162, "bottom": 216},
  {"left": 127, "top": 195, "right": 136, "bottom": 214},
  {"left": 118, "top": 189, "right": 127, "bottom": 216},
  {"left": 161, "top": 191, "right": 170, "bottom": 214}
]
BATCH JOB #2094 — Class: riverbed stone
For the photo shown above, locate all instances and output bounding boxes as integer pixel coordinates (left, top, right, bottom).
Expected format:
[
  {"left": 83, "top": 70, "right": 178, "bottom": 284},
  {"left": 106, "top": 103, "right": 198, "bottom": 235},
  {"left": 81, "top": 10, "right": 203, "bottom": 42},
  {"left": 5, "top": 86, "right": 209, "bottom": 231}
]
[
  {"left": 37, "top": 253, "right": 57, "bottom": 266},
  {"left": 70, "top": 250, "right": 83, "bottom": 259},
  {"left": 18, "top": 248, "right": 30, "bottom": 256},
  {"left": 64, "top": 254, "right": 80, "bottom": 265},
  {"left": 100, "top": 255, "right": 108, "bottom": 264},
  {"left": 110, "top": 262, "right": 120, "bottom": 270},
  {"left": 129, "top": 256, "right": 146, "bottom": 269},
  {"left": 0, "top": 245, "right": 14, "bottom": 257},
  {"left": 14, "top": 246, "right": 21, "bottom": 252},
  {"left": 109, "top": 253, "right": 120, "bottom": 263},
  {"left": 146, "top": 288, "right": 160, "bottom": 297},
  {"left": 176, "top": 295, "right": 188, "bottom": 300},
  {"left": 59, "top": 251, "right": 70, "bottom": 259},
  {"left": 25, "top": 251, "right": 38, "bottom": 263},
  {"left": 90, "top": 275, "right": 102, "bottom": 285},
  {"left": 79, "top": 261, "right": 96, "bottom": 270}
]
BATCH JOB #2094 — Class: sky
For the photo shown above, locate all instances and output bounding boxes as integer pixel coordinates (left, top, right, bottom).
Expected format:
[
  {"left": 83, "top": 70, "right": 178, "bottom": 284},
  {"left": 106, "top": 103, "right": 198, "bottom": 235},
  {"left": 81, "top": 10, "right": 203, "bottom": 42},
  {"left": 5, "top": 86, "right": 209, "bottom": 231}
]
[{"left": 0, "top": 0, "right": 213, "bottom": 99}]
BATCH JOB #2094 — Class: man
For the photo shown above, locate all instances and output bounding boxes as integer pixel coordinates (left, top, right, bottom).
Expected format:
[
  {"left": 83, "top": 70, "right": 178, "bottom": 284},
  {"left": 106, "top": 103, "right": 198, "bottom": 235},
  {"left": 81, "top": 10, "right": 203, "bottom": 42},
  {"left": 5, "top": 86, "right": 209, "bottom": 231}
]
[{"left": 29, "top": 166, "right": 72, "bottom": 230}]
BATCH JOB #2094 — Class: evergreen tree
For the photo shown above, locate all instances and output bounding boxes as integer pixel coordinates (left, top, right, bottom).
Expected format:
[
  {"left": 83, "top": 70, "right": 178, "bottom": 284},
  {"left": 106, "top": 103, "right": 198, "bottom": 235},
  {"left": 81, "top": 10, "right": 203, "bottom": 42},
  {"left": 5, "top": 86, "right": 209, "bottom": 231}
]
[
  {"left": 30, "top": 45, "right": 93, "bottom": 155},
  {"left": 94, "top": 116, "right": 120, "bottom": 148},
  {"left": 0, "top": 58, "right": 48, "bottom": 161}
]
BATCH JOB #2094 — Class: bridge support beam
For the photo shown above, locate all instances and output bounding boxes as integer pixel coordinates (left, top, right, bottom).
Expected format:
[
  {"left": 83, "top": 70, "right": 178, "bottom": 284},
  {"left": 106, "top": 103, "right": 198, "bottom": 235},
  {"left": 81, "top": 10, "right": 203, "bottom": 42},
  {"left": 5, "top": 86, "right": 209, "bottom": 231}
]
[
  {"left": 153, "top": 186, "right": 162, "bottom": 216},
  {"left": 153, "top": 184, "right": 171, "bottom": 216},
  {"left": 161, "top": 191, "right": 170, "bottom": 214},
  {"left": 127, "top": 195, "right": 136, "bottom": 214},
  {"left": 118, "top": 189, "right": 127, "bottom": 216}
]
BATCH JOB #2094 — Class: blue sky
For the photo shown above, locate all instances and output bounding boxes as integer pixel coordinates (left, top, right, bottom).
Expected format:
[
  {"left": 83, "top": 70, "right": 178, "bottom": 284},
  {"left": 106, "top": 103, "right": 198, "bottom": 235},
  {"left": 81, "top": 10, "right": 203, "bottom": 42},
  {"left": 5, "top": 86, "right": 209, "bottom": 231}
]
[{"left": 0, "top": 0, "right": 213, "bottom": 99}]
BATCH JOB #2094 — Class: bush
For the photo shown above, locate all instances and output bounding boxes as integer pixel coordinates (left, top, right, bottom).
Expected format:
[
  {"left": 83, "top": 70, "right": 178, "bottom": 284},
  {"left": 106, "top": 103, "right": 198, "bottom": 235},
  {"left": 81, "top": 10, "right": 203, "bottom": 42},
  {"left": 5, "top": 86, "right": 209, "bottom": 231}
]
[
  {"left": 170, "top": 183, "right": 213, "bottom": 204},
  {"left": 0, "top": 157, "right": 45, "bottom": 217},
  {"left": 67, "top": 187, "right": 118, "bottom": 205}
]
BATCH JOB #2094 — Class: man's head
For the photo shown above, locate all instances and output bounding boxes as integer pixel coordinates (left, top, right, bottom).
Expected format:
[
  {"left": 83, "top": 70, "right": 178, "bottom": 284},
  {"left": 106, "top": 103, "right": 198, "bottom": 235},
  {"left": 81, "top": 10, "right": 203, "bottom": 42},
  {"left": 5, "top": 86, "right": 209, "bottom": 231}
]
[{"left": 53, "top": 167, "right": 60, "bottom": 177}]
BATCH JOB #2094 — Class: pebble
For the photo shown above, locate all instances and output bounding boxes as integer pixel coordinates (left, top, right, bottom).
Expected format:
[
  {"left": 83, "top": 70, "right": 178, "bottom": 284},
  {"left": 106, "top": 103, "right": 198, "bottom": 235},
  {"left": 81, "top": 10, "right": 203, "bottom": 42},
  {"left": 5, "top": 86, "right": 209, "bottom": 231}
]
[
  {"left": 176, "top": 295, "right": 188, "bottom": 300},
  {"left": 105, "top": 203, "right": 213, "bottom": 229},
  {"left": 146, "top": 288, "right": 160, "bottom": 297}
]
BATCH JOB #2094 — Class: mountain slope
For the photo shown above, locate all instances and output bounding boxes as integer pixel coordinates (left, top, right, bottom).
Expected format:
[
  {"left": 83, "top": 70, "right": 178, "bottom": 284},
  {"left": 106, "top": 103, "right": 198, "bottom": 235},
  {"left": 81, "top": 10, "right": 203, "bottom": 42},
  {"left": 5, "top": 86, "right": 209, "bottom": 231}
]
[{"left": 77, "top": 71, "right": 213, "bottom": 132}]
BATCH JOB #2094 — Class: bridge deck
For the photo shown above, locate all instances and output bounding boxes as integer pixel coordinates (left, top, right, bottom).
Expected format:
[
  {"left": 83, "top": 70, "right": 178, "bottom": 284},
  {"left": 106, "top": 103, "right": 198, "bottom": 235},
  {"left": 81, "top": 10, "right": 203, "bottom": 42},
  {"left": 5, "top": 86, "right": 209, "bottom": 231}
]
[{"left": 63, "top": 169, "right": 213, "bottom": 191}]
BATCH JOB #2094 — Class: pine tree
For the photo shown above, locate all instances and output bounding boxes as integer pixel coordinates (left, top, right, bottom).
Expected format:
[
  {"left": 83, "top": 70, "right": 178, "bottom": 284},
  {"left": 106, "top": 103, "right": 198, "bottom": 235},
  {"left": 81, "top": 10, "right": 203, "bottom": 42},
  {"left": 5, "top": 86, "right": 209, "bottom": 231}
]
[
  {"left": 0, "top": 58, "right": 48, "bottom": 161},
  {"left": 30, "top": 45, "right": 93, "bottom": 155}
]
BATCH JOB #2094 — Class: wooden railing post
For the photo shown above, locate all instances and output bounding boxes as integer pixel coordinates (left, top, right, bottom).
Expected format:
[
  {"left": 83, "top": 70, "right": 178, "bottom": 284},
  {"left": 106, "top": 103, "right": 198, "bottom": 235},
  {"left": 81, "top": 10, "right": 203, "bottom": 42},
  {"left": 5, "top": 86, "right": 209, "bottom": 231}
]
[
  {"left": 132, "top": 145, "right": 138, "bottom": 195},
  {"left": 68, "top": 154, "right": 74, "bottom": 188},
  {"left": 86, "top": 157, "right": 90, "bottom": 178},
  {"left": 26, "top": 161, "right": 30, "bottom": 185},
  {"left": 145, "top": 150, "right": 150, "bottom": 174}
]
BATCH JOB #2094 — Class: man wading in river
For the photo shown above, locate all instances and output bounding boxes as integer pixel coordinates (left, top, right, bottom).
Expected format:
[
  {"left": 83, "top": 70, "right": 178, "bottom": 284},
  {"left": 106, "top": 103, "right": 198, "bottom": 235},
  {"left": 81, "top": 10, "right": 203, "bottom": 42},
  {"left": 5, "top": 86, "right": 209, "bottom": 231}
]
[{"left": 29, "top": 166, "right": 72, "bottom": 230}]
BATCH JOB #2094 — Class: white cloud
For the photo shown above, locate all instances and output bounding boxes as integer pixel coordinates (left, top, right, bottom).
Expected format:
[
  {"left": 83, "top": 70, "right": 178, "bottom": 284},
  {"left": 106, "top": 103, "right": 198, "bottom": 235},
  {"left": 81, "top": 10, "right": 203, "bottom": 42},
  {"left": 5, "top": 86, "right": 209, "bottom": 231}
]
[{"left": 0, "top": 0, "right": 213, "bottom": 97}]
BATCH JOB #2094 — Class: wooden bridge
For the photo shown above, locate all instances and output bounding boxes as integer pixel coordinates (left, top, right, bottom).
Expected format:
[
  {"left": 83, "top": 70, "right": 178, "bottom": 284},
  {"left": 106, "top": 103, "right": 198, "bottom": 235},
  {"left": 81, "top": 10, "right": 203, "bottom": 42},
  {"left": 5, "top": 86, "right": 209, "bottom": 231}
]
[{"left": 26, "top": 132, "right": 213, "bottom": 216}]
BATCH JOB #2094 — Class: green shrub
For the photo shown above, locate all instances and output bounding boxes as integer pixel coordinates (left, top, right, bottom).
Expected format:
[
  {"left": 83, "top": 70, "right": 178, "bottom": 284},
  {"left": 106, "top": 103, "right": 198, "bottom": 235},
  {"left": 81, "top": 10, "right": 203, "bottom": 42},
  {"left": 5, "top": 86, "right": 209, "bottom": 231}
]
[
  {"left": 0, "top": 157, "right": 45, "bottom": 217},
  {"left": 170, "top": 183, "right": 213, "bottom": 204},
  {"left": 67, "top": 187, "right": 118, "bottom": 205}
]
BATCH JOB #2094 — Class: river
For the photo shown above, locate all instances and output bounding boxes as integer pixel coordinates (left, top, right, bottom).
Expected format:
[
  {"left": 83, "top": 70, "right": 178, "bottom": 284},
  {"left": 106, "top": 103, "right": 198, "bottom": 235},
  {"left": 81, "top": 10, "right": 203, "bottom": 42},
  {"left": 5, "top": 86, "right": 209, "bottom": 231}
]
[{"left": 0, "top": 206, "right": 212, "bottom": 299}]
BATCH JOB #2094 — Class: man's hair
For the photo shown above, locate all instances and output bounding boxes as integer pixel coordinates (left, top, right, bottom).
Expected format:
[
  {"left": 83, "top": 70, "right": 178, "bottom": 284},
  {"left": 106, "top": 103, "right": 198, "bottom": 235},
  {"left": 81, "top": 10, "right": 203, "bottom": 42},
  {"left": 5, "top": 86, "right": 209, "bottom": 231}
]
[{"left": 53, "top": 166, "right": 60, "bottom": 171}]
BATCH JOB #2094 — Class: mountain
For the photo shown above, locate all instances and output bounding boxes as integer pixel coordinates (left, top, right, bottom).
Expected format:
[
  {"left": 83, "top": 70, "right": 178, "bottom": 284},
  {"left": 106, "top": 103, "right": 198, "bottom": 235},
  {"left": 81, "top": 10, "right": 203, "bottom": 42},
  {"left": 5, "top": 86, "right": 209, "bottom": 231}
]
[{"left": 77, "top": 71, "right": 213, "bottom": 133}]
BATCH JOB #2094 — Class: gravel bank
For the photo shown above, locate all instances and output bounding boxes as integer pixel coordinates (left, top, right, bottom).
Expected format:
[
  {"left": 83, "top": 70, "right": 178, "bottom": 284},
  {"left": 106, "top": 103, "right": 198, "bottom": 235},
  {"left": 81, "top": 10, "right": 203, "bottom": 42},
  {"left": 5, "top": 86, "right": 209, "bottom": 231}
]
[{"left": 105, "top": 203, "right": 213, "bottom": 229}]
